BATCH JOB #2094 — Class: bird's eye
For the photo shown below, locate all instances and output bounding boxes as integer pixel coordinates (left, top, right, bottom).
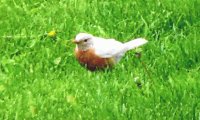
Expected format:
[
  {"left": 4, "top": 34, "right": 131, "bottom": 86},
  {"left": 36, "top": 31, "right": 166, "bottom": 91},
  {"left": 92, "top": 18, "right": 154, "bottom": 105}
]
[{"left": 84, "top": 39, "right": 88, "bottom": 42}]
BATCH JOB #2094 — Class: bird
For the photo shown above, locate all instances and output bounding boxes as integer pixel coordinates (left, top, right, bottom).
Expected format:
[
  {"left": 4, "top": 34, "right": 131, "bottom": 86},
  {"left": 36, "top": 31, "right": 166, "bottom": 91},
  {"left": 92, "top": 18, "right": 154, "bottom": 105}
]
[{"left": 73, "top": 33, "right": 148, "bottom": 71}]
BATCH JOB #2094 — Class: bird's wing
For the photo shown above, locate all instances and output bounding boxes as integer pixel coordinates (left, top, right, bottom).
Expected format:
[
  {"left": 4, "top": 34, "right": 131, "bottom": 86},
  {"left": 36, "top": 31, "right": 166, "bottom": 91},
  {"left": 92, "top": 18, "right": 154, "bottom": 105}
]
[{"left": 93, "top": 37, "right": 126, "bottom": 58}]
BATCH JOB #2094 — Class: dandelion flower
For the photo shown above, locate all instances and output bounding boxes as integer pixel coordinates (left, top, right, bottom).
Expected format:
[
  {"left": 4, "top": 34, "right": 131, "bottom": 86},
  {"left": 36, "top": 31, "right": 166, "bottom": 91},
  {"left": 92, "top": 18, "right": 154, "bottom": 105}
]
[{"left": 48, "top": 30, "right": 56, "bottom": 37}]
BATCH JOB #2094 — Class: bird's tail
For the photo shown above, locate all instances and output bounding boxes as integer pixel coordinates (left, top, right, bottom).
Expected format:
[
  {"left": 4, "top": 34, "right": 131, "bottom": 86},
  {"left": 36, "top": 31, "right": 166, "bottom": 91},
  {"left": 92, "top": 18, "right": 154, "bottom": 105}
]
[{"left": 124, "top": 38, "right": 148, "bottom": 51}]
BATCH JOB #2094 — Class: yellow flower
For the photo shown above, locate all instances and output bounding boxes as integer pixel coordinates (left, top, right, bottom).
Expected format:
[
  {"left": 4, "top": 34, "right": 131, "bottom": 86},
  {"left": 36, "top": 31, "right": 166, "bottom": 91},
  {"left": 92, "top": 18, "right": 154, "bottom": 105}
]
[{"left": 47, "top": 30, "right": 56, "bottom": 37}]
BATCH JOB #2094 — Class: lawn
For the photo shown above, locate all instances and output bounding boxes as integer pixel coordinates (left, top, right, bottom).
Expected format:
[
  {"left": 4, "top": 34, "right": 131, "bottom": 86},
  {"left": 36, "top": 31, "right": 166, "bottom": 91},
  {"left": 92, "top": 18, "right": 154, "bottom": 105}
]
[{"left": 0, "top": 0, "right": 200, "bottom": 119}]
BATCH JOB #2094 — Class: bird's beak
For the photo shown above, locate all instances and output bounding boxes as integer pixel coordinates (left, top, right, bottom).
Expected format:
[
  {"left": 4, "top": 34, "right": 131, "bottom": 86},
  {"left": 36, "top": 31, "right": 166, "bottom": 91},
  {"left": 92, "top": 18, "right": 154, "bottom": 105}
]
[{"left": 72, "top": 40, "right": 79, "bottom": 44}]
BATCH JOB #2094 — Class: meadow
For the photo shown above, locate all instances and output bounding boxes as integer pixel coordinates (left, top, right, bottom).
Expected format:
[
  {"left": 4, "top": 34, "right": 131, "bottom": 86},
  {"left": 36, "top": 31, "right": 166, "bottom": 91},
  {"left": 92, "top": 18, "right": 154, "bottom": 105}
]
[{"left": 0, "top": 0, "right": 200, "bottom": 119}]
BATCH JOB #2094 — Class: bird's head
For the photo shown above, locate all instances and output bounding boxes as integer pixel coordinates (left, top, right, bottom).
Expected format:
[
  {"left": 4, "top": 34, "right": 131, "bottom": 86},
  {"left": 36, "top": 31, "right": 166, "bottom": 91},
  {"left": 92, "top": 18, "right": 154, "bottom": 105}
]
[{"left": 73, "top": 33, "right": 94, "bottom": 51}]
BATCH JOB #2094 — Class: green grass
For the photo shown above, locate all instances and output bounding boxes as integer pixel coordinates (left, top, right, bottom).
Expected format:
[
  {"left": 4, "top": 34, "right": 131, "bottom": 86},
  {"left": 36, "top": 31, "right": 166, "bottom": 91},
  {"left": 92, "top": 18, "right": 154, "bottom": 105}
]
[{"left": 0, "top": 0, "right": 200, "bottom": 119}]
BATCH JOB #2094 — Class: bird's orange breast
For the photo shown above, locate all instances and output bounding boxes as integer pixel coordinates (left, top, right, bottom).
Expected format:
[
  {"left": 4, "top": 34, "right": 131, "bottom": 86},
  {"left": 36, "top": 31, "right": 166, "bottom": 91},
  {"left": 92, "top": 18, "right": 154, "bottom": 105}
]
[{"left": 75, "top": 48, "right": 114, "bottom": 71}]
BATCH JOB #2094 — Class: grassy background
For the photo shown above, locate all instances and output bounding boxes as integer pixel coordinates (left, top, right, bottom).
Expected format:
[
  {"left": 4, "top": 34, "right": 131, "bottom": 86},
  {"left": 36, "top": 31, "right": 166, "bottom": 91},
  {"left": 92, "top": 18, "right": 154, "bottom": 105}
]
[{"left": 0, "top": 0, "right": 200, "bottom": 119}]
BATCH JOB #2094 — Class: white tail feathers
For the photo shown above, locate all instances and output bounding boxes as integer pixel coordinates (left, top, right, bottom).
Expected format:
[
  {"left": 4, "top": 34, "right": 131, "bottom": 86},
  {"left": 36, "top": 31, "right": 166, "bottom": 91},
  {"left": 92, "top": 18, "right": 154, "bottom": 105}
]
[{"left": 124, "top": 38, "right": 148, "bottom": 51}]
